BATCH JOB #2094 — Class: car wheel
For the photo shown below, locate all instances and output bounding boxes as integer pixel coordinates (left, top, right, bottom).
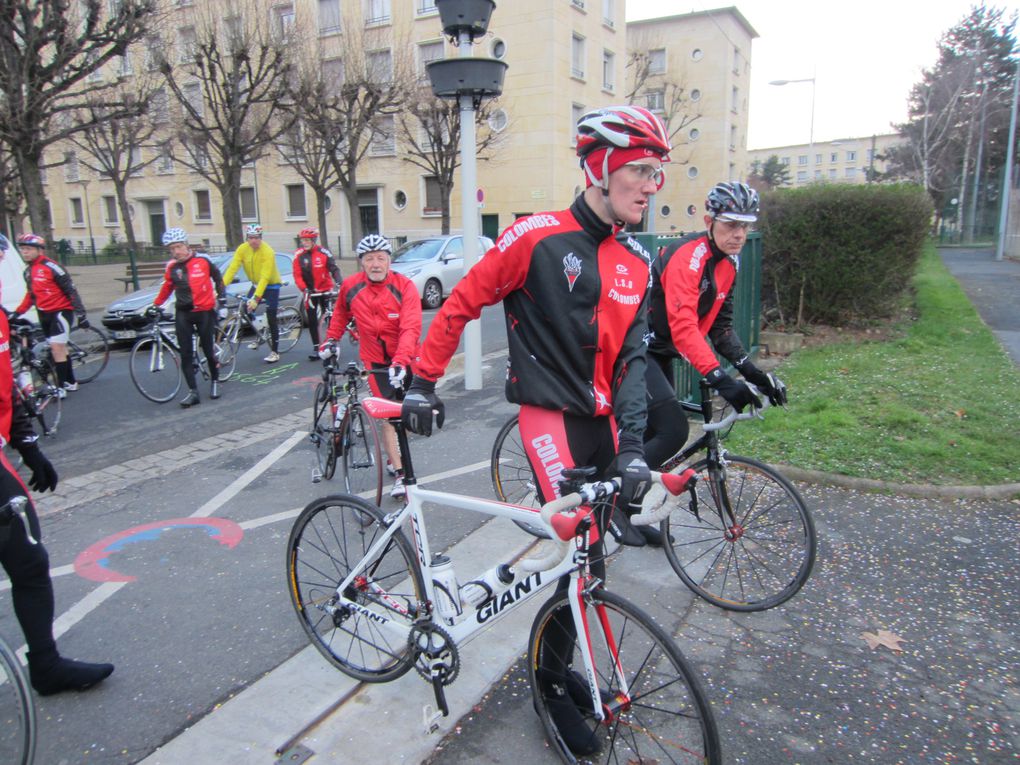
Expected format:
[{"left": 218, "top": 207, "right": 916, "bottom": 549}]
[{"left": 422, "top": 279, "right": 443, "bottom": 310}]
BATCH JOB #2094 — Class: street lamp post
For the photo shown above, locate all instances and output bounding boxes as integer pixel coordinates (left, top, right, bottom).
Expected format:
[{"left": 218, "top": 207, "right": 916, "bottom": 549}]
[
  {"left": 769, "top": 76, "right": 816, "bottom": 169},
  {"left": 78, "top": 179, "right": 97, "bottom": 263}
]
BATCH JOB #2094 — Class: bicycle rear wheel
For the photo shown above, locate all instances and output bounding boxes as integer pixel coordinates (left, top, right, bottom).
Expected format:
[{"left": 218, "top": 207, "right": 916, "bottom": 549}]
[
  {"left": 129, "top": 336, "right": 182, "bottom": 403},
  {"left": 340, "top": 404, "right": 383, "bottom": 505},
  {"left": 662, "top": 455, "right": 816, "bottom": 611},
  {"left": 28, "top": 358, "right": 62, "bottom": 435},
  {"left": 67, "top": 325, "right": 110, "bottom": 383},
  {"left": 275, "top": 306, "right": 303, "bottom": 353},
  {"left": 214, "top": 316, "right": 240, "bottom": 382},
  {"left": 490, "top": 414, "right": 548, "bottom": 539},
  {"left": 287, "top": 494, "right": 424, "bottom": 682},
  {"left": 529, "top": 587, "right": 721, "bottom": 764},
  {"left": 0, "top": 636, "right": 37, "bottom": 765},
  {"left": 310, "top": 383, "right": 338, "bottom": 480}
]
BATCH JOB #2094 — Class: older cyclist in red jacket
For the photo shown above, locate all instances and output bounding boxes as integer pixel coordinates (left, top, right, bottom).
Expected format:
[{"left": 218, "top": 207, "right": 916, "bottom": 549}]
[
  {"left": 319, "top": 234, "right": 421, "bottom": 498},
  {"left": 292, "top": 227, "right": 341, "bottom": 360}
]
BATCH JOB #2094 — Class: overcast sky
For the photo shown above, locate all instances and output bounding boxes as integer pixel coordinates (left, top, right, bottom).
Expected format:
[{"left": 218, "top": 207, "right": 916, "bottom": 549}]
[{"left": 626, "top": 0, "right": 1020, "bottom": 149}]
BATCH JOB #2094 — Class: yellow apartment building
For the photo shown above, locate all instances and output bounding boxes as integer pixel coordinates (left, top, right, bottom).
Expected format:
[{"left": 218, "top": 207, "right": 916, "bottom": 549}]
[
  {"left": 40, "top": 2, "right": 757, "bottom": 255},
  {"left": 746, "top": 133, "right": 903, "bottom": 187}
]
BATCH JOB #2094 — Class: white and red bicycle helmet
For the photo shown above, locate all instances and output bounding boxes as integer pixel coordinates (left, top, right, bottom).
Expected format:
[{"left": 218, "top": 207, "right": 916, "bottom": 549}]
[{"left": 575, "top": 106, "right": 671, "bottom": 191}]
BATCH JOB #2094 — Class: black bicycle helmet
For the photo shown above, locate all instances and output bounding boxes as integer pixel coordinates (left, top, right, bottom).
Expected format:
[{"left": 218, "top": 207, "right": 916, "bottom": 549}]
[{"left": 705, "top": 182, "right": 759, "bottom": 222}]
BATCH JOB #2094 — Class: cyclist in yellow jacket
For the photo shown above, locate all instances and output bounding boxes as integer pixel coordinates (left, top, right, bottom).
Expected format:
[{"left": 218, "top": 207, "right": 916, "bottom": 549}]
[{"left": 223, "top": 224, "right": 284, "bottom": 362}]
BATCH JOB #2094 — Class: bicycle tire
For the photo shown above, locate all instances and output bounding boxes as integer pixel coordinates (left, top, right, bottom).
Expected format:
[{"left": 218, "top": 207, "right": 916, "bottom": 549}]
[
  {"left": 0, "top": 636, "right": 36, "bottom": 765},
  {"left": 129, "top": 336, "right": 182, "bottom": 403},
  {"left": 528, "top": 587, "right": 721, "bottom": 765},
  {"left": 490, "top": 414, "right": 548, "bottom": 539},
  {"left": 340, "top": 405, "right": 383, "bottom": 505},
  {"left": 287, "top": 494, "right": 424, "bottom": 682},
  {"left": 67, "top": 325, "right": 110, "bottom": 383},
  {"left": 275, "top": 306, "right": 303, "bottom": 353},
  {"left": 214, "top": 317, "right": 240, "bottom": 382},
  {"left": 661, "top": 455, "right": 816, "bottom": 612},
  {"left": 28, "top": 357, "right": 62, "bottom": 435},
  {"left": 310, "top": 383, "right": 338, "bottom": 480}
]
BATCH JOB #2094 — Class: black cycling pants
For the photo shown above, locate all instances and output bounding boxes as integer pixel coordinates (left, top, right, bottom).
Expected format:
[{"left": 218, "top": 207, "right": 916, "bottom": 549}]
[
  {"left": 643, "top": 353, "right": 690, "bottom": 471},
  {"left": 0, "top": 451, "right": 58, "bottom": 667},
  {"left": 305, "top": 294, "right": 330, "bottom": 348},
  {"left": 176, "top": 308, "right": 218, "bottom": 390}
]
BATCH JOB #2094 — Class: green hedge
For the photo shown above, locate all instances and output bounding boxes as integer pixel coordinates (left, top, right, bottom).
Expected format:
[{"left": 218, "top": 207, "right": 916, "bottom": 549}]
[{"left": 758, "top": 183, "right": 932, "bottom": 326}]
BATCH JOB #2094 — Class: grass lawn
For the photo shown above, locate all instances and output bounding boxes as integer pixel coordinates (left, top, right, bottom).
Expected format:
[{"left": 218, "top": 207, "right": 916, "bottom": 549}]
[{"left": 726, "top": 242, "right": 1020, "bottom": 486}]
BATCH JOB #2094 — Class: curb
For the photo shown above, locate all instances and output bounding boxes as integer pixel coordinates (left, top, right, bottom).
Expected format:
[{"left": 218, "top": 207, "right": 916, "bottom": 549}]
[{"left": 772, "top": 463, "right": 1020, "bottom": 501}]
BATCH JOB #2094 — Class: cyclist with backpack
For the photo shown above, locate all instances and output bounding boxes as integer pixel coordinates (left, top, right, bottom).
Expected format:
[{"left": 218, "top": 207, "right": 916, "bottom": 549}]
[{"left": 292, "top": 227, "right": 341, "bottom": 360}]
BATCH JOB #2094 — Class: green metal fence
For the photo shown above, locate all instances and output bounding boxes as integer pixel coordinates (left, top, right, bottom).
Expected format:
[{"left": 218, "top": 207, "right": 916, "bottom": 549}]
[{"left": 633, "top": 231, "right": 762, "bottom": 404}]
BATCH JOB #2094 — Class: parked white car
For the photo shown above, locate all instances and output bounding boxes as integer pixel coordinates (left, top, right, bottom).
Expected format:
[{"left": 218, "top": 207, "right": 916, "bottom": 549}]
[{"left": 389, "top": 235, "right": 495, "bottom": 309}]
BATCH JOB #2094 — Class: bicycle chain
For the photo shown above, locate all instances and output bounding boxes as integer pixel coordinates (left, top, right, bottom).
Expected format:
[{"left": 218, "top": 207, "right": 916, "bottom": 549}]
[{"left": 408, "top": 622, "right": 460, "bottom": 686}]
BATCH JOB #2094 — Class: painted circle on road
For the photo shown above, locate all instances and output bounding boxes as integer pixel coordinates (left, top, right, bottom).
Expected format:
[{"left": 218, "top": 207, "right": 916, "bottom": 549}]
[{"left": 74, "top": 517, "right": 244, "bottom": 583}]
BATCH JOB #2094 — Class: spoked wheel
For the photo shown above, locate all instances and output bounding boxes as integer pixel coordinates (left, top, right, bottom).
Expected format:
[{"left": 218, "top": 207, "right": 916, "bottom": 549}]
[
  {"left": 340, "top": 405, "right": 383, "bottom": 506},
  {"left": 529, "top": 587, "right": 721, "bottom": 765},
  {"left": 0, "top": 637, "right": 36, "bottom": 765},
  {"left": 287, "top": 494, "right": 425, "bottom": 682},
  {"left": 276, "top": 306, "right": 303, "bottom": 352},
  {"left": 28, "top": 358, "right": 62, "bottom": 435},
  {"left": 67, "top": 325, "right": 110, "bottom": 383},
  {"left": 214, "top": 317, "right": 240, "bottom": 382},
  {"left": 490, "top": 414, "right": 548, "bottom": 538},
  {"left": 129, "top": 336, "right": 182, "bottom": 403},
  {"left": 310, "top": 383, "right": 338, "bottom": 480},
  {"left": 662, "top": 455, "right": 816, "bottom": 611}
]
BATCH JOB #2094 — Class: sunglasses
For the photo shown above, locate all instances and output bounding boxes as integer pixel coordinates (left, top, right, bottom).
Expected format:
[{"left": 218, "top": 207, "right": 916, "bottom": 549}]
[{"left": 623, "top": 162, "right": 666, "bottom": 187}]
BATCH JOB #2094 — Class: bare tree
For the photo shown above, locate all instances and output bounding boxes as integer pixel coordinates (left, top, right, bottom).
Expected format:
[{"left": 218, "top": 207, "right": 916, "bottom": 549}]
[
  {"left": 158, "top": 0, "right": 295, "bottom": 246},
  {"left": 0, "top": 0, "right": 156, "bottom": 242},
  {"left": 0, "top": 144, "right": 26, "bottom": 240},
  {"left": 626, "top": 51, "right": 701, "bottom": 157},
  {"left": 397, "top": 88, "right": 503, "bottom": 234},
  {"left": 276, "top": 115, "right": 342, "bottom": 248}
]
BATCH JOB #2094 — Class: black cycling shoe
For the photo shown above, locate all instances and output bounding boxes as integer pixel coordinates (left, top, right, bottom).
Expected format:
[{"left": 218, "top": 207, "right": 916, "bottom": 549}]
[
  {"left": 30, "top": 657, "right": 114, "bottom": 696},
  {"left": 540, "top": 670, "right": 601, "bottom": 756},
  {"left": 179, "top": 389, "right": 200, "bottom": 408},
  {"left": 210, "top": 380, "right": 221, "bottom": 400},
  {"left": 307, "top": 353, "right": 320, "bottom": 361},
  {"left": 607, "top": 511, "right": 646, "bottom": 547},
  {"left": 637, "top": 524, "right": 667, "bottom": 547}
]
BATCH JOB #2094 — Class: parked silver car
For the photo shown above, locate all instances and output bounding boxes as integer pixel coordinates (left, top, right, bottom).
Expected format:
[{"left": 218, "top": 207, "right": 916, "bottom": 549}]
[
  {"left": 101, "top": 251, "right": 300, "bottom": 340},
  {"left": 389, "top": 235, "right": 495, "bottom": 310}
]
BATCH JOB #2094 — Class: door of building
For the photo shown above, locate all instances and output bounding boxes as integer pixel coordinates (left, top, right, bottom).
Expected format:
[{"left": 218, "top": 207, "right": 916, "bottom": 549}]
[
  {"left": 358, "top": 189, "right": 379, "bottom": 235},
  {"left": 146, "top": 201, "right": 166, "bottom": 247},
  {"left": 481, "top": 213, "right": 499, "bottom": 241}
]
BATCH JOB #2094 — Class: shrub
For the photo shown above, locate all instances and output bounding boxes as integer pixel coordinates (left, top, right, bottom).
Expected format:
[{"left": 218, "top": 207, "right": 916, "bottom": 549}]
[{"left": 758, "top": 183, "right": 932, "bottom": 327}]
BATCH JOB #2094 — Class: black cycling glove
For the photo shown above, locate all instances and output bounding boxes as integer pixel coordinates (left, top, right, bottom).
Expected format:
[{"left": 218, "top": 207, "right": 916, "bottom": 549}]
[
  {"left": 706, "top": 367, "right": 762, "bottom": 412},
  {"left": 607, "top": 433, "right": 651, "bottom": 512},
  {"left": 736, "top": 359, "right": 788, "bottom": 407},
  {"left": 18, "top": 442, "right": 59, "bottom": 493},
  {"left": 401, "top": 376, "right": 445, "bottom": 436}
]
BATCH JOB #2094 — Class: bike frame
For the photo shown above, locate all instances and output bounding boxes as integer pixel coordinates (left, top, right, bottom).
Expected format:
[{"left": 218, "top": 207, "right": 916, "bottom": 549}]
[{"left": 138, "top": 320, "right": 211, "bottom": 380}]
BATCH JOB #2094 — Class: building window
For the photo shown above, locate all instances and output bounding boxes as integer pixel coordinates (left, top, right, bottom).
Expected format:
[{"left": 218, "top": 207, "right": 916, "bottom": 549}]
[
  {"left": 731, "top": 85, "right": 739, "bottom": 113},
  {"left": 490, "top": 38, "right": 507, "bottom": 59},
  {"left": 571, "top": 34, "right": 585, "bottom": 79},
  {"left": 418, "top": 41, "right": 444, "bottom": 77},
  {"left": 687, "top": 166, "right": 698, "bottom": 179},
  {"left": 365, "top": 0, "right": 390, "bottom": 25},
  {"left": 645, "top": 89, "right": 664, "bottom": 112},
  {"left": 393, "top": 189, "right": 407, "bottom": 210},
  {"left": 102, "top": 195, "right": 119, "bottom": 225},
  {"left": 798, "top": 155, "right": 808, "bottom": 165},
  {"left": 416, "top": 0, "right": 437, "bottom": 15},
  {"left": 691, "top": 48, "right": 703, "bottom": 62},
  {"left": 63, "top": 151, "right": 80, "bottom": 182},
  {"left": 145, "top": 36, "right": 164, "bottom": 71},
  {"left": 686, "top": 204, "right": 697, "bottom": 216},
  {"left": 322, "top": 58, "right": 344, "bottom": 87},
  {"left": 648, "top": 48, "right": 665, "bottom": 74},
  {"left": 157, "top": 147, "right": 174, "bottom": 174},
  {"left": 796, "top": 170, "right": 807, "bottom": 182},
  {"left": 730, "top": 125, "right": 737, "bottom": 149},
  {"left": 571, "top": 102, "right": 585, "bottom": 144},
  {"left": 70, "top": 197, "right": 85, "bottom": 226},
  {"left": 830, "top": 152, "right": 838, "bottom": 162},
  {"left": 183, "top": 81, "right": 203, "bottom": 118},
  {"left": 602, "top": 50, "right": 614, "bottom": 91},
  {"left": 423, "top": 176, "right": 442, "bottom": 214},
  {"left": 815, "top": 169, "right": 822, "bottom": 179},
  {"left": 829, "top": 168, "right": 837, "bottom": 179},
  {"left": 846, "top": 150, "right": 857, "bottom": 162},
  {"left": 118, "top": 53, "right": 133, "bottom": 77},
  {"left": 733, "top": 46, "right": 741, "bottom": 74},
  {"left": 781, "top": 156, "right": 790, "bottom": 166},
  {"left": 488, "top": 108, "right": 508, "bottom": 132},
  {"left": 151, "top": 88, "right": 169, "bottom": 124},
  {"left": 689, "top": 127, "right": 700, "bottom": 141},
  {"left": 194, "top": 189, "right": 212, "bottom": 221},
  {"left": 602, "top": 0, "right": 613, "bottom": 26},
  {"left": 178, "top": 26, "right": 197, "bottom": 63},
  {"left": 845, "top": 167, "right": 857, "bottom": 179},
  {"left": 660, "top": 205, "right": 670, "bottom": 217},
  {"left": 318, "top": 0, "right": 341, "bottom": 34},
  {"left": 369, "top": 115, "right": 396, "bottom": 156},
  {"left": 866, "top": 148, "right": 875, "bottom": 162},
  {"left": 367, "top": 49, "right": 392, "bottom": 83},
  {"left": 815, "top": 153, "right": 822, "bottom": 164},
  {"left": 690, "top": 88, "right": 701, "bottom": 101},
  {"left": 239, "top": 187, "right": 258, "bottom": 220},
  {"left": 273, "top": 4, "right": 296, "bottom": 39},
  {"left": 175, "top": 201, "right": 185, "bottom": 218},
  {"left": 571, "top": 0, "right": 585, "bottom": 8},
  {"left": 286, "top": 184, "right": 307, "bottom": 218}
]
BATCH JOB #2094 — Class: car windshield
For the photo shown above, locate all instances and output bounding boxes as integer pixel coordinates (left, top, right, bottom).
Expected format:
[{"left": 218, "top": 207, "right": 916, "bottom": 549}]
[{"left": 392, "top": 239, "right": 444, "bottom": 263}]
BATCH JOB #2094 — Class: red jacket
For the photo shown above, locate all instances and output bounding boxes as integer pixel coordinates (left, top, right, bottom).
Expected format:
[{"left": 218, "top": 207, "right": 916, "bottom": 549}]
[
  {"left": 154, "top": 256, "right": 225, "bottom": 312},
  {"left": 326, "top": 271, "right": 421, "bottom": 368},
  {"left": 15, "top": 255, "right": 86, "bottom": 317},
  {"left": 293, "top": 246, "right": 341, "bottom": 293},
  {"left": 0, "top": 310, "right": 40, "bottom": 450}
]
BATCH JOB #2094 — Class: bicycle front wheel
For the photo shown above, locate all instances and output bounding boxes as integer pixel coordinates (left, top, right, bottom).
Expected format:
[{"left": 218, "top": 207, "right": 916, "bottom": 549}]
[
  {"left": 129, "top": 336, "right": 182, "bottom": 403},
  {"left": 28, "top": 358, "right": 62, "bottom": 435},
  {"left": 310, "top": 383, "right": 338, "bottom": 480},
  {"left": 67, "top": 325, "right": 110, "bottom": 383},
  {"left": 662, "top": 455, "right": 816, "bottom": 611},
  {"left": 340, "top": 405, "right": 383, "bottom": 505},
  {"left": 529, "top": 587, "right": 721, "bottom": 765},
  {"left": 490, "top": 414, "right": 548, "bottom": 539},
  {"left": 214, "top": 316, "right": 240, "bottom": 382},
  {"left": 0, "top": 636, "right": 37, "bottom": 765},
  {"left": 275, "top": 306, "right": 303, "bottom": 353},
  {"left": 287, "top": 494, "right": 424, "bottom": 682}
]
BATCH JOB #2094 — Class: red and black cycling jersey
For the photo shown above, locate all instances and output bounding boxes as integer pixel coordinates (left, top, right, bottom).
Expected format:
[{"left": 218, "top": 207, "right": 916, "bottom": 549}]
[
  {"left": 417, "top": 194, "right": 651, "bottom": 439},
  {"left": 293, "top": 245, "right": 341, "bottom": 293},
  {"left": 325, "top": 270, "right": 421, "bottom": 368},
  {"left": 0, "top": 310, "right": 41, "bottom": 450},
  {"left": 154, "top": 255, "right": 225, "bottom": 312},
  {"left": 646, "top": 231, "right": 748, "bottom": 375},
  {"left": 14, "top": 255, "right": 86, "bottom": 318}
]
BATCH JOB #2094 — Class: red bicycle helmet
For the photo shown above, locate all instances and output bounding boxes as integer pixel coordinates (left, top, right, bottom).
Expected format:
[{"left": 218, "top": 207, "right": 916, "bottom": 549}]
[
  {"left": 575, "top": 106, "right": 671, "bottom": 159},
  {"left": 298, "top": 227, "right": 319, "bottom": 240},
  {"left": 16, "top": 233, "right": 46, "bottom": 249}
]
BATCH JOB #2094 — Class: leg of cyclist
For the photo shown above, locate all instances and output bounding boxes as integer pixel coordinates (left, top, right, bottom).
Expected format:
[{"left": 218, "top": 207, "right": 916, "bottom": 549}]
[
  {"left": 175, "top": 310, "right": 200, "bottom": 407},
  {"left": 38, "top": 310, "right": 76, "bottom": 391},
  {"left": 0, "top": 453, "right": 113, "bottom": 695},
  {"left": 306, "top": 294, "right": 324, "bottom": 359},
  {"left": 369, "top": 363, "right": 407, "bottom": 497},
  {"left": 194, "top": 310, "right": 220, "bottom": 400},
  {"left": 262, "top": 285, "right": 281, "bottom": 363}
]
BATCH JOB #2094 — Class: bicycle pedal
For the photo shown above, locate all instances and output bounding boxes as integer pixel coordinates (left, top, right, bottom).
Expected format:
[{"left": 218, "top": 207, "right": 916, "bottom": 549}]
[{"left": 422, "top": 704, "right": 443, "bottom": 735}]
